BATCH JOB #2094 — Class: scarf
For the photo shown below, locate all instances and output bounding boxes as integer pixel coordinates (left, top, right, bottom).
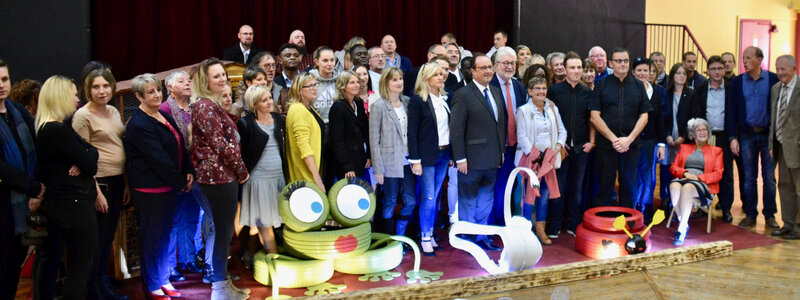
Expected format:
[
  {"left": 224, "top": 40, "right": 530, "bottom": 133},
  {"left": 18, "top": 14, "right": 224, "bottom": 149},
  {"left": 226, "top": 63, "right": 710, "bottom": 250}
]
[
  {"left": 166, "top": 96, "right": 192, "bottom": 149},
  {"left": 0, "top": 102, "right": 37, "bottom": 234}
]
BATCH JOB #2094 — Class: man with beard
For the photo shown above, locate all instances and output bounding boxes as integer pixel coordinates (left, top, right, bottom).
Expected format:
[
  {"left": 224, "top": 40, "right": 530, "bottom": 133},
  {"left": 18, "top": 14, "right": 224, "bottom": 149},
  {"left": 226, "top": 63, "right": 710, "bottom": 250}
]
[
  {"left": 288, "top": 29, "right": 313, "bottom": 71},
  {"left": 274, "top": 43, "right": 302, "bottom": 89},
  {"left": 223, "top": 25, "right": 263, "bottom": 64},
  {"left": 368, "top": 46, "right": 385, "bottom": 92},
  {"left": 682, "top": 51, "right": 707, "bottom": 89}
]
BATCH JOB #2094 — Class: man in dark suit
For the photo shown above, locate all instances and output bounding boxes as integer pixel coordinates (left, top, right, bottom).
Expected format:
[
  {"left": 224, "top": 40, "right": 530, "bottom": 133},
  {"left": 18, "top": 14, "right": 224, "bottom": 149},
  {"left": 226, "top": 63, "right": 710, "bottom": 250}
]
[
  {"left": 403, "top": 44, "right": 447, "bottom": 97},
  {"left": 682, "top": 51, "right": 707, "bottom": 89},
  {"left": 689, "top": 55, "right": 739, "bottom": 223},
  {"left": 769, "top": 54, "right": 800, "bottom": 239},
  {"left": 488, "top": 46, "right": 526, "bottom": 228},
  {"left": 458, "top": 57, "right": 474, "bottom": 88},
  {"left": 450, "top": 54, "right": 506, "bottom": 251},
  {"left": 222, "top": 25, "right": 263, "bottom": 65},
  {"left": 727, "top": 46, "right": 780, "bottom": 228}
]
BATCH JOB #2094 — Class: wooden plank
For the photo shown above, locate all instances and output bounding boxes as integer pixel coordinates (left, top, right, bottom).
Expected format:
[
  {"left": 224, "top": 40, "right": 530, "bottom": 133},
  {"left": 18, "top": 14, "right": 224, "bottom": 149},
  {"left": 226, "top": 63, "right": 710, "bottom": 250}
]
[{"left": 314, "top": 241, "right": 733, "bottom": 300}]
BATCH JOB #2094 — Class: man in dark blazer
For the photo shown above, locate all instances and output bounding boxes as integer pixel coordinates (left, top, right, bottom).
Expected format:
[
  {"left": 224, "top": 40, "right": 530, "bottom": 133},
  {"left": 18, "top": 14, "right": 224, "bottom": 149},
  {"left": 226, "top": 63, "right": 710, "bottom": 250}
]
[
  {"left": 769, "top": 55, "right": 800, "bottom": 239},
  {"left": 689, "top": 55, "right": 739, "bottom": 223},
  {"left": 450, "top": 54, "right": 506, "bottom": 251},
  {"left": 726, "top": 46, "right": 780, "bottom": 228},
  {"left": 222, "top": 25, "right": 264, "bottom": 65},
  {"left": 403, "top": 44, "right": 447, "bottom": 97},
  {"left": 488, "top": 46, "right": 526, "bottom": 228}
]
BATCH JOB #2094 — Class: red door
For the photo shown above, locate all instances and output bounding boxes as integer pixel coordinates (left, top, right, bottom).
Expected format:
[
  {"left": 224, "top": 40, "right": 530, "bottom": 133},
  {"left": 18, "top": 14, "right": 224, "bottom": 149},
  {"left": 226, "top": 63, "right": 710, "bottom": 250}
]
[{"left": 739, "top": 19, "right": 772, "bottom": 73}]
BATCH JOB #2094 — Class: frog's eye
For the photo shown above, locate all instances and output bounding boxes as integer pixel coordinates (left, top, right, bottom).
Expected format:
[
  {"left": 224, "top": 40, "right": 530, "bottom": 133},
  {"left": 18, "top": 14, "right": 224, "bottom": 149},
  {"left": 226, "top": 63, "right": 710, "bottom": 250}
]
[
  {"left": 279, "top": 180, "right": 329, "bottom": 232},
  {"left": 328, "top": 178, "right": 376, "bottom": 226}
]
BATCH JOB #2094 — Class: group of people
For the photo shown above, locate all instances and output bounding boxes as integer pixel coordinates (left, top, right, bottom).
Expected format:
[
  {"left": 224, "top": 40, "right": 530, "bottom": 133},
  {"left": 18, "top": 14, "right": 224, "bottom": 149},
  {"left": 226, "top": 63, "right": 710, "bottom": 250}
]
[{"left": 1, "top": 25, "right": 799, "bottom": 300}]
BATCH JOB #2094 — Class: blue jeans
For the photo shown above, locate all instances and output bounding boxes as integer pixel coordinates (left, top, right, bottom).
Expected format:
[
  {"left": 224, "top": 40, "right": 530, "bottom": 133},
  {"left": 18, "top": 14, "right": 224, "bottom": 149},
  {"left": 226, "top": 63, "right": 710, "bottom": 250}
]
[
  {"left": 553, "top": 150, "right": 588, "bottom": 232},
  {"left": 490, "top": 146, "right": 517, "bottom": 226},
  {"left": 447, "top": 166, "right": 459, "bottom": 219},
  {"left": 381, "top": 166, "right": 417, "bottom": 219},
  {"left": 169, "top": 182, "right": 214, "bottom": 268},
  {"left": 523, "top": 180, "right": 550, "bottom": 221},
  {"left": 635, "top": 139, "right": 658, "bottom": 211},
  {"left": 739, "top": 131, "right": 777, "bottom": 219},
  {"left": 458, "top": 168, "right": 497, "bottom": 242},
  {"left": 595, "top": 145, "right": 640, "bottom": 208},
  {"left": 418, "top": 149, "right": 450, "bottom": 238}
]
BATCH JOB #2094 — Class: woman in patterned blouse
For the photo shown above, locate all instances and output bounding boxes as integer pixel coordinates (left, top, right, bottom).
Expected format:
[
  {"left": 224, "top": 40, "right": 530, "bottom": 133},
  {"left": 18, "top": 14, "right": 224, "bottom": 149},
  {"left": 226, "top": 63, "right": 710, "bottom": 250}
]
[{"left": 190, "top": 57, "right": 251, "bottom": 300}]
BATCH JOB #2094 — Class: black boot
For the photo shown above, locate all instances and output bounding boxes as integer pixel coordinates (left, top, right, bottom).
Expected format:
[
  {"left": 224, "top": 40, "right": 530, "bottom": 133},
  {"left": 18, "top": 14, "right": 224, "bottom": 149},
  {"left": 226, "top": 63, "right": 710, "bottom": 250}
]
[{"left": 100, "top": 276, "right": 130, "bottom": 300}]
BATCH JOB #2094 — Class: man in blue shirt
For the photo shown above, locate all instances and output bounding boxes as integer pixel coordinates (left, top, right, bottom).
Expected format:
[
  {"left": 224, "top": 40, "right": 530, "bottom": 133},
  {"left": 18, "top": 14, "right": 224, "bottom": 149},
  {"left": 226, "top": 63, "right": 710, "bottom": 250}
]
[{"left": 727, "top": 46, "right": 780, "bottom": 228}]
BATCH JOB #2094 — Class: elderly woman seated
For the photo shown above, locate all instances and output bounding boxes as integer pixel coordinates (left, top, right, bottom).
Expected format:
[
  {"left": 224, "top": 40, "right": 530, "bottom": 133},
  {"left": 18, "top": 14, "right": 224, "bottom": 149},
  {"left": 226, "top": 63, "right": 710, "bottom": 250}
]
[{"left": 668, "top": 118, "right": 723, "bottom": 246}]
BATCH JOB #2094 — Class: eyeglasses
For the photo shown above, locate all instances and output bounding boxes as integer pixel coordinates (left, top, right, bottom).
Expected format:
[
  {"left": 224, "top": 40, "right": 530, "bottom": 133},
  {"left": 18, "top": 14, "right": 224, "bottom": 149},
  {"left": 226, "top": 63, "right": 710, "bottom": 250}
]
[
  {"left": 475, "top": 65, "right": 495, "bottom": 71},
  {"left": 497, "top": 61, "right": 516, "bottom": 67},
  {"left": 302, "top": 83, "right": 319, "bottom": 89},
  {"left": 610, "top": 59, "right": 629, "bottom": 64},
  {"left": 708, "top": 67, "right": 724, "bottom": 72}
]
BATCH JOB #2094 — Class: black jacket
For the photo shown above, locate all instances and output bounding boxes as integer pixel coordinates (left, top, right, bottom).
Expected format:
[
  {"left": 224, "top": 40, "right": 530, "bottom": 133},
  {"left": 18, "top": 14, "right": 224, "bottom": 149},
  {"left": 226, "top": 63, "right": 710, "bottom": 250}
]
[
  {"left": 237, "top": 112, "right": 289, "bottom": 182},
  {"left": 548, "top": 81, "right": 593, "bottom": 147},
  {"left": 590, "top": 74, "right": 653, "bottom": 149},
  {"left": 663, "top": 87, "right": 694, "bottom": 140},
  {"left": 222, "top": 44, "right": 264, "bottom": 65},
  {"left": 36, "top": 118, "right": 98, "bottom": 202},
  {"left": 690, "top": 80, "right": 731, "bottom": 123},
  {"left": 641, "top": 85, "right": 666, "bottom": 142},
  {"left": 408, "top": 94, "right": 450, "bottom": 166},
  {"left": 124, "top": 109, "right": 193, "bottom": 190},
  {"left": 328, "top": 98, "right": 370, "bottom": 177},
  {"left": 449, "top": 82, "right": 506, "bottom": 171}
]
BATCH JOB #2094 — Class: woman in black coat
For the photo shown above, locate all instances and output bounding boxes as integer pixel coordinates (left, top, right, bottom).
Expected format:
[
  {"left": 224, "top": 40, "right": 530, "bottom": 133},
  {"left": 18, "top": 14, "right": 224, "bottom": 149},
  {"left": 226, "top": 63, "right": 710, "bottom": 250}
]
[
  {"left": 124, "top": 74, "right": 194, "bottom": 299},
  {"left": 0, "top": 61, "right": 43, "bottom": 299},
  {"left": 237, "top": 85, "right": 288, "bottom": 257},
  {"left": 328, "top": 70, "right": 370, "bottom": 181},
  {"left": 33, "top": 76, "right": 99, "bottom": 300}
]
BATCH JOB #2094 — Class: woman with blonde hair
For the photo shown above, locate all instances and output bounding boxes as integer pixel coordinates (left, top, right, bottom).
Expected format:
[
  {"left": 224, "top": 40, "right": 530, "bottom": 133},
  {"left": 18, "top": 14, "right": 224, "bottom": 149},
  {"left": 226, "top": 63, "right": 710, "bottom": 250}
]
[
  {"left": 34, "top": 76, "right": 100, "bottom": 299},
  {"left": 190, "top": 58, "right": 251, "bottom": 299},
  {"left": 237, "top": 85, "right": 287, "bottom": 255},
  {"left": 328, "top": 70, "right": 370, "bottom": 181},
  {"left": 408, "top": 62, "right": 451, "bottom": 256},
  {"left": 125, "top": 73, "right": 194, "bottom": 299},
  {"left": 516, "top": 45, "right": 533, "bottom": 78},
  {"left": 369, "top": 67, "right": 416, "bottom": 237},
  {"left": 285, "top": 72, "right": 326, "bottom": 191}
]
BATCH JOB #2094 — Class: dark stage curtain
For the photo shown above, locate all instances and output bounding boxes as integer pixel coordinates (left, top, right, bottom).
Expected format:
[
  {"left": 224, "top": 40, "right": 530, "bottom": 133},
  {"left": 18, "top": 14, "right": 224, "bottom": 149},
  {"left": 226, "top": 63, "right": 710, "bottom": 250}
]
[{"left": 92, "top": 0, "right": 513, "bottom": 81}]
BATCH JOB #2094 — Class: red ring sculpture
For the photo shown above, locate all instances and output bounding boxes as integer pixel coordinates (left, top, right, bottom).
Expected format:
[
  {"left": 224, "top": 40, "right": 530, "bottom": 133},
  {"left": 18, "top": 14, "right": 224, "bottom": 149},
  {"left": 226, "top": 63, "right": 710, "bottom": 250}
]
[{"left": 581, "top": 206, "right": 645, "bottom": 233}]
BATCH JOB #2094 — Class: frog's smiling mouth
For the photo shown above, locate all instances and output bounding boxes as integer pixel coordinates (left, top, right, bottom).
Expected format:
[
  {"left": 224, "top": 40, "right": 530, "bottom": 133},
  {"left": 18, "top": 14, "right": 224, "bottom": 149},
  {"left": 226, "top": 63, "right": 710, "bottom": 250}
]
[{"left": 335, "top": 234, "right": 359, "bottom": 253}]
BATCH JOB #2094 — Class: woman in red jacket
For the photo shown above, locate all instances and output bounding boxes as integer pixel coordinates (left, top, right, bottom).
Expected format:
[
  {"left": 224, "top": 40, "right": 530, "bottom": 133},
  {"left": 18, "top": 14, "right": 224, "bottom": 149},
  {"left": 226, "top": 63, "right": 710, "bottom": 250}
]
[{"left": 669, "top": 118, "right": 723, "bottom": 246}]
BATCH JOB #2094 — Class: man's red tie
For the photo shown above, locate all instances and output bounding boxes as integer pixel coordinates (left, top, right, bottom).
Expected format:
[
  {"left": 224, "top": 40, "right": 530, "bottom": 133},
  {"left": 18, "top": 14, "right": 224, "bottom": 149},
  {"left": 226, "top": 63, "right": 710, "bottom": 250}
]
[{"left": 505, "top": 81, "right": 517, "bottom": 146}]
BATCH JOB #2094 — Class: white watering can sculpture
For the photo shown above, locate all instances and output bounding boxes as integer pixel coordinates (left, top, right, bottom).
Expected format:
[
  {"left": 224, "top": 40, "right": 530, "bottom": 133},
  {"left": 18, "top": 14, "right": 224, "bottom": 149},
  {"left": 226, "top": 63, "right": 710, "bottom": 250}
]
[{"left": 448, "top": 167, "right": 543, "bottom": 274}]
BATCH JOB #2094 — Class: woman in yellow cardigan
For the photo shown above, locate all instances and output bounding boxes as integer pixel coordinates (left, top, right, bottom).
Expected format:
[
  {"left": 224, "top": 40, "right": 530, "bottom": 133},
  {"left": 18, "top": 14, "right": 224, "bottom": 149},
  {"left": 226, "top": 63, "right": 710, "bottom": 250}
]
[{"left": 285, "top": 72, "right": 326, "bottom": 191}]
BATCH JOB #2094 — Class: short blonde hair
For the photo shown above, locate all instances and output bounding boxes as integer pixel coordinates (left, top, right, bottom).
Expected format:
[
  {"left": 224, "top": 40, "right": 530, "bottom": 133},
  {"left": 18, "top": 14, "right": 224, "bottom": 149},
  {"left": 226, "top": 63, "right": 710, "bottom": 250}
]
[
  {"left": 244, "top": 85, "right": 270, "bottom": 116},
  {"left": 287, "top": 72, "right": 317, "bottom": 105},
  {"left": 414, "top": 62, "right": 447, "bottom": 100},
  {"left": 131, "top": 73, "right": 162, "bottom": 99},
  {"left": 335, "top": 70, "right": 358, "bottom": 100},
  {"left": 379, "top": 67, "right": 403, "bottom": 101},
  {"left": 191, "top": 57, "right": 225, "bottom": 106},
  {"left": 36, "top": 76, "right": 76, "bottom": 133}
]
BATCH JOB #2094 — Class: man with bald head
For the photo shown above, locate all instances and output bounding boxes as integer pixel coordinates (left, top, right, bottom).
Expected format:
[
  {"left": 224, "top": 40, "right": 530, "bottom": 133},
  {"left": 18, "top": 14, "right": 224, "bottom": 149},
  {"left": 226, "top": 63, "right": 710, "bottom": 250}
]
[
  {"left": 403, "top": 44, "right": 447, "bottom": 96},
  {"left": 288, "top": 29, "right": 313, "bottom": 71},
  {"left": 588, "top": 46, "right": 613, "bottom": 82},
  {"left": 381, "top": 34, "right": 412, "bottom": 73},
  {"left": 223, "top": 24, "right": 264, "bottom": 64},
  {"left": 727, "top": 46, "right": 779, "bottom": 228}
]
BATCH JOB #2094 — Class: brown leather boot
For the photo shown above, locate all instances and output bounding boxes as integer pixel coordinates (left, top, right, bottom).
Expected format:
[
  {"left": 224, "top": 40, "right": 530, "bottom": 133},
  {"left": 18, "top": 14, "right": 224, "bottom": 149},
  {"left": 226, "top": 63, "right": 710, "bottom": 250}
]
[{"left": 535, "top": 221, "right": 552, "bottom": 245}]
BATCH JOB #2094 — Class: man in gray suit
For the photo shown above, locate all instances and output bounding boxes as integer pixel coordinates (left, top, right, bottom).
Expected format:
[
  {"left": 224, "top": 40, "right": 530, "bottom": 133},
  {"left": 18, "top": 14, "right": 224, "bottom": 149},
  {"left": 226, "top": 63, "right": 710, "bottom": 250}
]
[
  {"left": 450, "top": 54, "right": 506, "bottom": 251},
  {"left": 769, "top": 54, "right": 800, "bottom": 240}
]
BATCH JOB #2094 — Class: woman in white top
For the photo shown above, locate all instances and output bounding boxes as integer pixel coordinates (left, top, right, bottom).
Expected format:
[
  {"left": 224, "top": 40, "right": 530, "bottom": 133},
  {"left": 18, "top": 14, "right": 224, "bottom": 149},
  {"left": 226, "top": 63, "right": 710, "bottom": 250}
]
[
  {"left": 408, "top": 62, "right": 452, "bottom": 256},
  {"left": 515, "top": 77, "right": 566, "bottom": 245},
  {"left": 368, "top": 67, "right": 416, "bottom": 239}
]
